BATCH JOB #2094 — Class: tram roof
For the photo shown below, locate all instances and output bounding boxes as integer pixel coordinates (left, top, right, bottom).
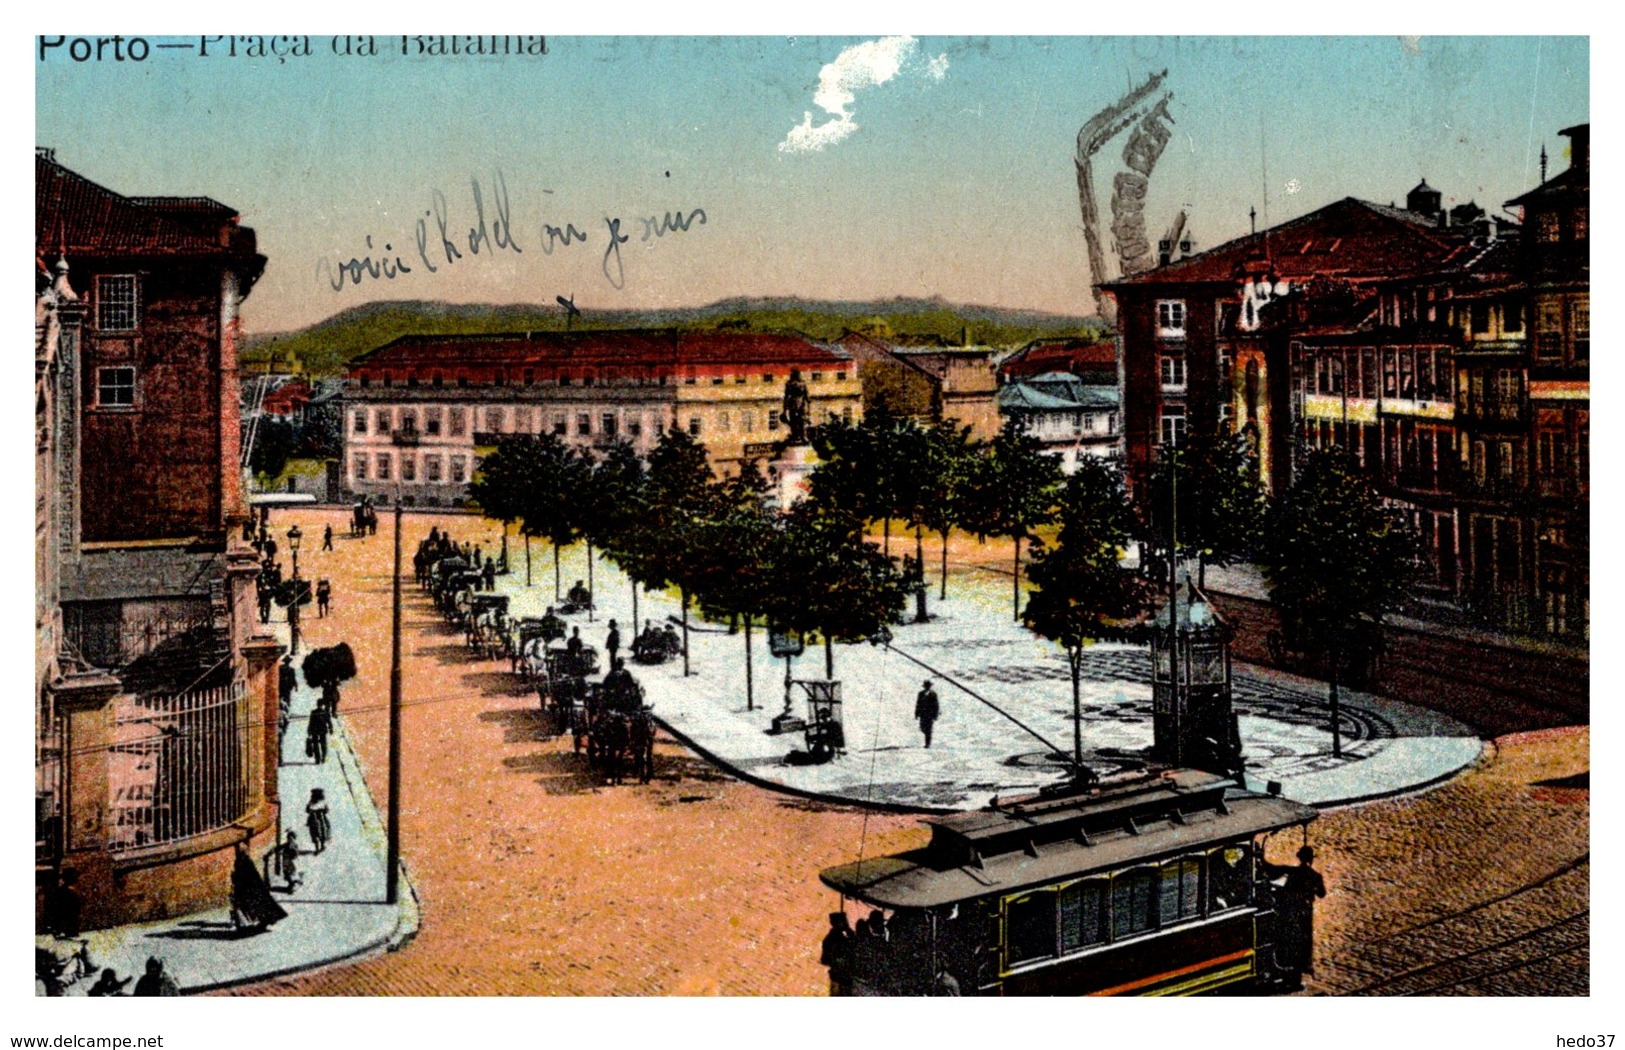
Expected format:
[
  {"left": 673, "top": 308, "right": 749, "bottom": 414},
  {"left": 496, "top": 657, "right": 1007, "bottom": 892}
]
[{"left": 820, "top": 770, "right": 1316, "bottom": 909}]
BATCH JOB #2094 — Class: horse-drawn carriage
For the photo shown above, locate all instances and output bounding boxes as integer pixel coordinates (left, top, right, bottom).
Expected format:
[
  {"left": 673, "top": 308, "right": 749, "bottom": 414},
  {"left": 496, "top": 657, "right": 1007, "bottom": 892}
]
[
  {"left": 576, "top": 667, "right": 654, "bottom": 785},
  {"left": 631, "top": 624, "right": 683, "bottom": 665},
  {"left": 464, "top": 593, "right": 511, "bottom": 659},
  {"left": 349, "top": 500, "right": 378, "bottom": 538}
]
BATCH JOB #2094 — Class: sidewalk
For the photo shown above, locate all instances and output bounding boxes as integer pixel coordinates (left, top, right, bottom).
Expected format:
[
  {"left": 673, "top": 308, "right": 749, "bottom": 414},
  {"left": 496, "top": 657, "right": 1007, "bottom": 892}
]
[
  {"left": 36, "top": 627, "right": 418, "bottom": 995},
  {"left": 486, "top": 546, "right": 1484, "bottom": 814}
]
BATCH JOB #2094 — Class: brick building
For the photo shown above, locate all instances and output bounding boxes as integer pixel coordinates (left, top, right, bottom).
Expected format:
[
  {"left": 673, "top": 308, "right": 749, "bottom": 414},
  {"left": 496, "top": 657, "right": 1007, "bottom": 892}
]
[
  {"left": 341, "top": 329, "right": 861, "bottom": 505},
  {"left": 1103, "top": 125, "right": 1589, "bottom": 642},
  {"left": 836, "top": 331, "right": 1003, "bottom": 441},
  {"left": 36, "top": 149, "right": 284, "bottom": 929}
]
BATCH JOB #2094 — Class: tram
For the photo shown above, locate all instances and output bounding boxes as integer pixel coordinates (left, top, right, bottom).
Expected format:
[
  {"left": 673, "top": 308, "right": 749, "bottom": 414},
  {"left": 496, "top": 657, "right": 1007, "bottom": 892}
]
[{"left": 818, "top": 768, "right": 1318, "bottom": 996}]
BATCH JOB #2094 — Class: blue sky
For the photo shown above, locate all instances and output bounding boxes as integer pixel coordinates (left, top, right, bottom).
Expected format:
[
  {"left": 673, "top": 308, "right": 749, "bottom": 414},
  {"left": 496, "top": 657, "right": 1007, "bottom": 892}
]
[{"left": 35, "top": 35, "right": 1589, "bottom": 333}]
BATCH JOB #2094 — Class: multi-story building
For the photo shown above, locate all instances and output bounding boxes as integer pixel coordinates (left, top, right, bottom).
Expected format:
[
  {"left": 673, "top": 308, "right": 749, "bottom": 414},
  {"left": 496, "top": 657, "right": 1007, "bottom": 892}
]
[
  {"left": 1104, "top": 125, "right": 1589, "bottom": 642},
  {"left": 996, "top": 371, "right": 1120, "bottom": 471},
  {"left": 838, "top": 331, "right": 1003, "bottom": 440},
  {"left": 36, "top": 149, "right": 283, "bottom": 929},
  {"left": 341, "top": 329, "right": 861, "bottom": 504}
]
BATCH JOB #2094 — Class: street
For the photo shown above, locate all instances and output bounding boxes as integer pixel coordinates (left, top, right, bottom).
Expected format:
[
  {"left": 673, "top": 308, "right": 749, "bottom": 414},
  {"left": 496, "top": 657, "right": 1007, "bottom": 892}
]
[{"left": 228, "top": 509, "right": 1587, "bottom": 996}]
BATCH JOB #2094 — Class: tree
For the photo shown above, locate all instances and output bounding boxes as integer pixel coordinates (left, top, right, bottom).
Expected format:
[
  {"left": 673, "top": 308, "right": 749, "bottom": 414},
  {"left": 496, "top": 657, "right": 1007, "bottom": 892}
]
[
  {"left": 1257, "top": 448, "right": 1417, "bottom": 757},
  {"left": 963, "top": 418, "right": 1062, "bottom": 619},
  {"left": 690, "top": 462, "right": 778, "bottom": 709},
  {"left": 764, "top": 503, "right": 908, "bottom": 680},
  {"left": 1023, "top": 460, "right": 1153, "bottom": 770},
  {"left": 641, "top": 428, "right": 719, "bottom": 676},
  {"left": 249, "top": 416, "right": 297, "bottom": 481},
  {"left": 466, "top": 436, "right": 531, "bottom": 580},
  {"left": 470, "top": 433, "right": 588, "bottom": 597},
  {"left": 1144, "top": 424, "right": 1266, "bottom": 587},
  {"left": 807, "top": 414, "right": 881, "bottom": 534},
  {"left": 586, "top": 440, "right": 651, "bottom": 626},
  {"left": 917, "top": 421, "right": 979, "bottom": 600}
]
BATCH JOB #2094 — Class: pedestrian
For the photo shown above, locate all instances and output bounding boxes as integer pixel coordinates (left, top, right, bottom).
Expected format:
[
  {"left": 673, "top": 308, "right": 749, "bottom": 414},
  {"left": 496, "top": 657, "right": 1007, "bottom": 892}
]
[
  {"left": 265, "top": 537, "right": 278, "bottom": 563},
  {"left": 132, "top": 957, "right": 179, "bottom": 997},
  {"left": 320, "top": 679, "right": 340, "bottom": 718},
  {"left": 230, "top": 842, "right": 287, "bottom": 931},
  {"left": 274, "top": 830, "right": 302, "bottom": 893},
  {"left": 316, "top": 578, "right": 331, "bottom": 618},
  {"left": 322, "top": 523, "right": 333, "bottom": 551},
  {"left": 605, "top": 619, "right": 621, "bottom": 663},
  {"left": 482, "top": 557, "right": 496, "bottom": 592},
  {"left": 914, "top": 680, "right": 940, "bottom": 748},
  {"left": 42, "top": 868, "right": 82, "bottom": 939},
  {"left": 566, "top": 626, "right": 583, "bottom": 657},
  {"left": 305, "top": 788, "right": 331, "bottom": 855},
  {"left": 820, "top": 912, "right": 853, "bottom": 995},
  {"left": 87, "top": 968, "right": 132, "bottom": 996},
  {"left": 305, "top": 704, "right": 330, "bottom": 765},
  {"left": 1264, "top": 845, "right": 1328, "bottom": 984},
  {"left": 257, "top": 584, "right": 273, "bottom": 625},
  {"left": 278, "top": 655, "right": 298, "bottom": 707}
]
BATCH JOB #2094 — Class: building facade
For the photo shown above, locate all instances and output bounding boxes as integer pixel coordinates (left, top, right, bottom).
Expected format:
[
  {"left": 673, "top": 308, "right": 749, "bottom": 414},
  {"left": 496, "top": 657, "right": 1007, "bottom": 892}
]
[
  {"left": 341, "top": 329, "right": 861, "bottom": 505},
  {"left": 1104, "top": 125, "right": 1589, "bottom": 642},
  {"left": 36, "top": 149, "right": 283, "bottom": 930},
  {"left": 839, "top": 331, "right": 1003, "bottom": 440},
  {"left": 996, "top": 371, "right": 1121, "bottom": 472}
]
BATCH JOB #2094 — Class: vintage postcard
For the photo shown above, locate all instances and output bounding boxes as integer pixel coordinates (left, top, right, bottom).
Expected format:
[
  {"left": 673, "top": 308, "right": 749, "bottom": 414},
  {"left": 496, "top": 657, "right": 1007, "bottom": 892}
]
[{"left": 31, "top": 30, "right": 1591, "bottom": 1033}]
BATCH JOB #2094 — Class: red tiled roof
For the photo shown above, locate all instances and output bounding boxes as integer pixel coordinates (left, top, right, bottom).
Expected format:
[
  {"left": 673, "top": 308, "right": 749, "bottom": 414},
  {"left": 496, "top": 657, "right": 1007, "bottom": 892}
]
[
  {"left": 35, "top": 151, "right": 260, "bottom": 261},
  {"left": 348, "top": 329, "right": 850, "bottom": 373},
  {"left": 1103, "top": 198, "right": 1467, "bottom": 288}
]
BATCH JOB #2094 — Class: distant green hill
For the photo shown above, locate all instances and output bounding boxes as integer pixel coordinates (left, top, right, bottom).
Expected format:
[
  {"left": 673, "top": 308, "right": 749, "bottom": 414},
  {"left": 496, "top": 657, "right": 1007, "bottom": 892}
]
[{"left": 243, "top": 297, "right": 1108, "bottom": 378}]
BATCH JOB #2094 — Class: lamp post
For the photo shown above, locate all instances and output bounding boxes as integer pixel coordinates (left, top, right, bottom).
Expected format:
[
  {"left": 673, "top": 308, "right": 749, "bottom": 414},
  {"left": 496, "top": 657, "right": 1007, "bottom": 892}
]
[
  {"left": 287, "top": 524, "right": 303, "bottom": 654},
  {"left": 387, "top": 499, "right": 403, "bottom": 904}
]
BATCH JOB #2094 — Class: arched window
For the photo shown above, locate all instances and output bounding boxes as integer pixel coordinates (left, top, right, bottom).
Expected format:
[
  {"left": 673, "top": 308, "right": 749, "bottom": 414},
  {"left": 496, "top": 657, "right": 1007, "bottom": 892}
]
[
  {"left": 1112, "top": 867, "right": 1158, "bottom": 938},
  {"left": 1058, "top": 879, "right": 1108, "bottom": 952},
  {"left": 1159, "top": 856, "right": 1203, "bottom": 924}
]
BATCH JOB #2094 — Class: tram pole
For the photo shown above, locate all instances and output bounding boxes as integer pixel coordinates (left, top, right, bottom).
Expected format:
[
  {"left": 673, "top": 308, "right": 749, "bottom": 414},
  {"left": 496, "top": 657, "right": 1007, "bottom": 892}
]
[{"left": 386, "top": 499, "right": 404, "bottom": 905}]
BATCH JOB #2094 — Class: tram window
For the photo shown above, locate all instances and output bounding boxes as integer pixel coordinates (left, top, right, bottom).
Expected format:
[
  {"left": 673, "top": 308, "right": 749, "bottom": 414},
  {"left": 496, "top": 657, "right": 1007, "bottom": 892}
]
[
  {"left": 1112, "top": 868, "right": 1158, "bottom": 937},
  {"left": 1005, "top": 892, "right": 1057, "bottom": 966},
  {"left": 1159, "top": 857, "right": 1203, "bottom": 924},
  {"left": 1059, "top": 880, "right": 1108, "bottom": 952},
  {"left": 1208, "top": 846, "right": 1252, "bottom": 912}
]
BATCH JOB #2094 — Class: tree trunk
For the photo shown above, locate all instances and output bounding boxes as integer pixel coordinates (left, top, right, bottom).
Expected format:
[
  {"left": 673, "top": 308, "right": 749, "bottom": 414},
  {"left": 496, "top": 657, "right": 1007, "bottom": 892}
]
[
  {"left": 824, "top": 633, "right": 834, "bottom": 680},
  {"left": 500, "top": 522, "right": 509, "bottom": 573},
  {"left": 1071, "top": 648, "right": 1084, "bottom": 769},
  {"left": 1012, "top": 534, "right": 1022, "bottom": 621},
  {"left": 1329, "top": 648, "right": 1343, "bottom": 759},
  {"left": 525, "top": 533, "right": 532, "bottom": 587},
  {"left": 631, "top": 578, "right": 639, "bottom": 631},
  {"left": 1198, "top": 549, "right": 1207, "bottom": 590},
  {"left": 586, "top": 540, "right": 595, "bottom": 622},
  {"left": 681, "top": 589, "right": 691, "bottom": 678},
  {"left": 744, "top": 617, "right": 754, "bottom": 711},
  {"left": 553, "top": 542, "right": 561, "bottom": 601},
  {"left": 883, "top": 516, "right": 890, "bottom": 557},
  {"left": 940, "top": 527, "right": 950, "bottom": 601}
]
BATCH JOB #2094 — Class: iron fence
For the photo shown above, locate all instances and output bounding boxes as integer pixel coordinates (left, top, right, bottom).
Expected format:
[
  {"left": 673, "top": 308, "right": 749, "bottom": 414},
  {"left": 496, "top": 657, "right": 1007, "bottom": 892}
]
[{"left": 109, "top": 680, "right": 248, "bottom": 852}]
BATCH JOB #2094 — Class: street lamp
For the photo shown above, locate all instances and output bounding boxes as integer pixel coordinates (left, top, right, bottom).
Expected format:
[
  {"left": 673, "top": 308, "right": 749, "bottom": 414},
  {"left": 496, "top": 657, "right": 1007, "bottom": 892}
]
[{"left": 287, "top": 524, "right": 303, "bottom": 654}]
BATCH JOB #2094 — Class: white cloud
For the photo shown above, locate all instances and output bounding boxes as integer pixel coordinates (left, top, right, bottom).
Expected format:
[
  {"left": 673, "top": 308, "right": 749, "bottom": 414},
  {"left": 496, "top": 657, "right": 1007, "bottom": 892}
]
[{"left": 779, "top": 36, "right": 950, "bottom": 154}]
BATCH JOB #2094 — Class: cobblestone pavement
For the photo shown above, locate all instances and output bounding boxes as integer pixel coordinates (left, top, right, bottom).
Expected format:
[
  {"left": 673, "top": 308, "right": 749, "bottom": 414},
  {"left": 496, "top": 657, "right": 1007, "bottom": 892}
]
[{"left": 224, "top": 511, "right": 1587, "bottom": 996}]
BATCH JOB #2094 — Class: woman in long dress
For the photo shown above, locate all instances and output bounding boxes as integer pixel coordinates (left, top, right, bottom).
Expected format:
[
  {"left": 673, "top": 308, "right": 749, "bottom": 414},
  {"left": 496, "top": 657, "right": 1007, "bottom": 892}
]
[
  {"left": 231, "top": 843, "right": 288, "bottom": 931},
  {"left": 306, "top": 788, "right": 331, "bottom": 855}
]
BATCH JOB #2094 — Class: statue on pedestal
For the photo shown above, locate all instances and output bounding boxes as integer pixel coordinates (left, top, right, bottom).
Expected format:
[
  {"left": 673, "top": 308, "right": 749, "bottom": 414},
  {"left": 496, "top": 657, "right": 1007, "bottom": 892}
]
[{"left": 783, "top": 368, "right": 811, "bottom": 447}]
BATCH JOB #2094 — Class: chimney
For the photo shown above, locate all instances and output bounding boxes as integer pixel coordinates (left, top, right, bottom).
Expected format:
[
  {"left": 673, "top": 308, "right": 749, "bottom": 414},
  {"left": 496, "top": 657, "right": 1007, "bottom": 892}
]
[{"left": 1561, "top": 124, "right": 1589, "bottom": 176}]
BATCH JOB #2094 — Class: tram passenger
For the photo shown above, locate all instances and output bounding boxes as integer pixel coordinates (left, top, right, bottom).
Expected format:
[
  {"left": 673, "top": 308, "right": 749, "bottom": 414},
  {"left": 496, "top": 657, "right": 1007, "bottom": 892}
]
[{"left": 1264, "top": 845, "right": 1326, "bottom": 983}]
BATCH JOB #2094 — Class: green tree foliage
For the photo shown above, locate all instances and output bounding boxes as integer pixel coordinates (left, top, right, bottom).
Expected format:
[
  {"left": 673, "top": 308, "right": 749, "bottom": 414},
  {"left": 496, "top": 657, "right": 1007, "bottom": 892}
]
[
  {"left": 1023, "top": 460, "right": 1153, "bottom": 769},
  {"left": 1144, "top": 425, "right": 1266, "bottom": 586},
  {"left": 916, "top": 421, "right": 980, "bottom": 600},
  {"left": 1258, "top": 447, "right": 1418, "bottom": 756},
  {"left": 468, "top": 433, "right": 589, "bottom": 596},
  {"left": 249, "top": 417, "right": 298, "bottom": 480},
  {"left": 689, "top": 465, "right": 779, "bottom": 708},
  {"left": 963, "top": 418, "right": 1063, "bottom": 619},
  {"left": 640, "top": 428, "right": 719, "bottom": 674},
  {"left": 807, "top": 415, "right": 882, "bottom": 528},
  {"left": 764, "top": 504, "right": 908, "bottom": 680}
]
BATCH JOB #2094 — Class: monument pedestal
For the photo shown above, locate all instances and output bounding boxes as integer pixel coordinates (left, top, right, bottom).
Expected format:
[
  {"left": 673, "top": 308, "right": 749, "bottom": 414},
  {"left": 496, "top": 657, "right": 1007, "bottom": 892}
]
[{"left": 772, "top": 444, "right": 818, "bottom": 509}]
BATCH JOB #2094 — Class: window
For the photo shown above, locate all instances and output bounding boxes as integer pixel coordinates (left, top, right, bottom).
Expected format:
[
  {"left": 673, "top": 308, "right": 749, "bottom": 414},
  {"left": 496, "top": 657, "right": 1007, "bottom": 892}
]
[
  {"left": 523, "top": 368, "right": 535, "bottom": 386},
  {"left": 841, "top": 407, "right": 853, "bottom": 425},
  {"left": 1159, "top": 406, "right": 1186, "bottom": 447},
  {"left": 1006, "top": 891, "right": 1057, "bottom": 966},
  {"left": 449, "top": 407, "right": 467, "bottom": 436},
  {"left": 400, "top": 409, "right": 418, "bottom": 434},
  {"left": 553, "top": 414, "right": 568, "bottom": 436},
  {"left": 1503, "top": 301, "right": 1524, "bottom": 333},
  {"left": 450, "top": 456, "right": 467, "bottom": 484},
  {"left": 1208, "top": 846, "right": 1252, "bottom": 911},
  {"left": 1160, "top": 356, "right": 1186, "bottom": 388},
  {"left": 577, "top": 414, "right": 591, "bottom": 436},
  {"left": 558, "top": 372, "right": 572, "bottom": 387},
  {"left": 1574, "top": 206, "right": 1588, "bottom": 241},
  {"left": 376, "top": 409, "right": 394, "bottom": 434},
  {"left": 688, "top": 416, "right": 702, "bottom": 437},
  {"left": 768, "top": 410, "right": 781, "bottom": 431},
  {"left": 1156, "top": 299, "right": 1187, "bottom": 337},
  {"left": 353, "top": 455, "right": 369, "bottom": 480},
  {"left": 684, "top": 372, "right": 697, "bottom": 386},
  {"left": 425, "top": 456, "right": 442, "bottom": 482},
  {"left": 1058, "top": 880, "right": 1108, "bottom": 952},
  {"left": 763, "top": 373, "right": 776, "bottom": 383},
  {"left": 402, "top": 456, "right": 417, "bottom": 482},
  {"left": 1537, "top": 300, "right": 1563, "bottom": 359},
  {"left": 485, "top": 408, "right": 503, "bottom": 433},
  {"left": 742, "top": 412, "right": 754, "bottom": 433},
  {"left": 1159, "top": 858, "right": 1203, "bottom": 924},
  {"left": 96, "top": 366, "right": 135, "bottom": 408},
  {"left": 493, "top": 369, "right": 506, "bottom": 387},
  {"left": 457, "top": 375, "right": 469, "bottom": 389},
  {"left": 1471, "top": 302, "right": 1491, "bottom": 335},
  {"left": 514, "top": 408, "right": 532, "bottom": 433},
  {"left": 376, "top": 453, "right": 392, "bottom": 480},
  {"left": 1382, "top": 350, "right": 1398, "bottom": 397},
  {"left": 1536, "top": 212, "right": 1560, "bottom": 243},
  {"left": 407, "top": 375, "right": 419, "bottom": 389},
  {"left": 425, "top": 407, "right": 442, "bottom": 436},
  {"left": 735, "top": 374, "right": 747, "bottom": 385},
  {"left": 627, "top": 420, "right": 642, "bottom": 438},
  {"left": 719, "top": 411, "right": 731, "bottom": 432},
  {"left": 836, "top": 371, "right": 847, "bottom": 382},
  {"left": 1537, "top": 430, "right": 1569, "bottom": 477},
  {"left": 382, "top": 371, "right": 393, "bottom": 389},
  {"left": 602, "top": 413, "right": 618, "bottom": 438},
  {"left": 712, "top": 375, "right": 724, "bottom": 385},
  {"left": 96, "top": 275, "right": 138, "bottom": 331},
  {"left": 359, "top": 375, "right": 370, "bottom": 389},
  {"left": 353, "top": 410, "right": 368, "bottom": 434},
  {"left": 582, "top": 372, "right": 596, "bottom": 388},
  {"left": 1112, "top": 868, "right": 1158, "bottom": 938},
  {"left": 811, "top": 372, "right": 823, "bottom": 382}
]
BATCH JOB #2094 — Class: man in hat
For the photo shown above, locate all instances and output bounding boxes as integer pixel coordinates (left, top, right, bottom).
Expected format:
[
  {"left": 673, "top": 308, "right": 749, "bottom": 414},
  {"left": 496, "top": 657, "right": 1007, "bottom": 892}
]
[
  {"left": 914, "top": 680, "right": 940, "bottom": 748},
  {"left": 1264, "top": 844, "right": 1328, "bottom": 983}
]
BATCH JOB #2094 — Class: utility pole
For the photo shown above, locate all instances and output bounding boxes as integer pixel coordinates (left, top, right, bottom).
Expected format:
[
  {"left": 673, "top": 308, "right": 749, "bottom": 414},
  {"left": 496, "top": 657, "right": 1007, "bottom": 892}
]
[{"left": 386, "top": 500, "right": 403, "bottom": 904}]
